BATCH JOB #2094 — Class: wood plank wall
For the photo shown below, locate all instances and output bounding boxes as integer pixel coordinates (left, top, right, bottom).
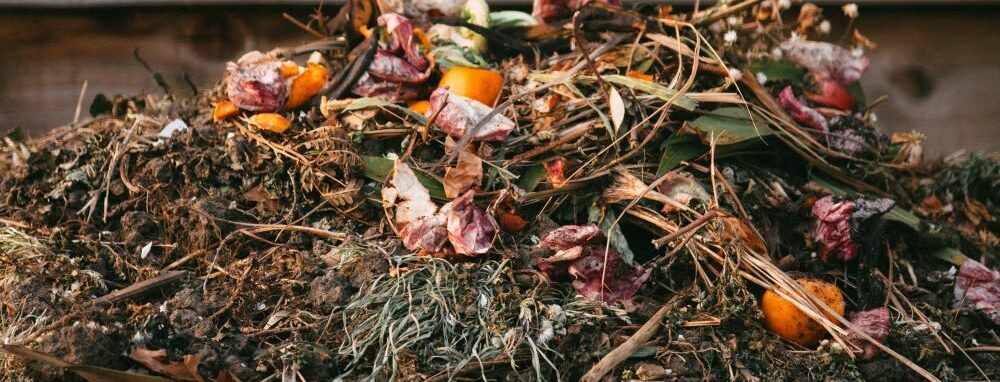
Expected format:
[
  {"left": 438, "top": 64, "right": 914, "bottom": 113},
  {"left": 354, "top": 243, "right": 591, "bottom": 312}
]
[{"left": 0, "top": 5, "right": 997, "bottom": 156}]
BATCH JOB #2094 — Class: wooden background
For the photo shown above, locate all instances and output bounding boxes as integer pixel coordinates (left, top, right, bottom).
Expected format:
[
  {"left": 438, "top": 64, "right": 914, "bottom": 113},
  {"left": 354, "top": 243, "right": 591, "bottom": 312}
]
[{"left": 0, "top": 4, "right": 998, "bottom": 157}]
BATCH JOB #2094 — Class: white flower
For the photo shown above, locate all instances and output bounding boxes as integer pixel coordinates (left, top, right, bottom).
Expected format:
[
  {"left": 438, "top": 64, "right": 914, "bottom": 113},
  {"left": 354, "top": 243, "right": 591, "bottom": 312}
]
[
  {"left": 756, "top": 72, "right": 768, "bottom": 85},
  {"left": 789, "top": 31, "right": 802, "bottom": 42},
  {"left": 842, "top": 3, "right": 859, "bottom": 19},
  {"left": 771, "top": 47, "right": 783, "bottom": 60},
  {"left": 728, "top": 68, "right": 743, "bottom": 80},
  {"left": 724, "top": 30, "right": 738, "bottom": 44},
  {"left": 726, "top": 15, "right": 740, "bottom": 26},
  {"left": 851, "top": 47, "right": 865, "bottom": 58},
  {"left": 817, "top": 20, "right": 831, "bottom": 34},
  {"left": 778, "top": 0, "right": 791, "bottom": 10}
]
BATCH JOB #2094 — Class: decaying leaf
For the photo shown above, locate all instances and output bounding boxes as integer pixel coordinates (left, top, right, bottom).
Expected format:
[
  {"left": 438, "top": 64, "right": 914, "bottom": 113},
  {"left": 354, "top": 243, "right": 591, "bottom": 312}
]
[
  {"left": 225, "top": 51, "right": 287, "bottom": 112},
  {"left": 811, "top": 195, "right": 894, "bottom": 262},
  {"left": 386, "top": 160, "right": 438, "bottom": 226},
  {"left": 446, "top": 190, "right": 497, "bottom": 255},
  {"left": 536, "top": 224, "right": 650, "bottom": 304},
  {"left": 427, "top": 88, "right": 515, "bottom": 142},
  {"left": 444, "top": 150, "right": 483, "bottom": 198}
]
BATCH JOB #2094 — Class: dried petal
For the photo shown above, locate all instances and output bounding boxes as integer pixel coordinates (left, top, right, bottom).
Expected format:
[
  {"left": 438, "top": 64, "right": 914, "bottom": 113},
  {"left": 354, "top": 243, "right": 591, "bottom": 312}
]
[
  {"left": 225, "top": 51, "right": 287, "bottom": 112},
  {"left": 847, "top": 307, "right": 890, "bottom": 360},
  {"left": 567, "top": 245, "right": 651, "bottom": 304},
  {"left": 780, "top": 40, "right": 869, "bottom": 85},
  {"left": 778, "top": 86, "right": 828, "bottom": 134},
  {"left": 546, "top": 157, "right": 567, "bottom": 189},
  {"left": 391, "top": 160, "right": 437, "bottom": 226},
  {"left": 538, "top": 224, "right": 603, "bottom": 251},
  {"left": 427, "top": 88, "right": 515, "bottom": 142},
  {"left": 443, "top": 150, "right": 483, "bottom": 198},
  {"left": 954, "top": 258, "right": 1000, "bottom": 324},
  {"left": 446, "top": 190, "right": 497, "bottom": 255}
]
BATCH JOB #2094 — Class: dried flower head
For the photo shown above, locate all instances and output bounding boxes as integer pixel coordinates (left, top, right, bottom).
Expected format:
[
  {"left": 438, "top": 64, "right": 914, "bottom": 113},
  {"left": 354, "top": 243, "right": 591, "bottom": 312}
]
[{"left": 842, "top": 3, "right": 859, "bottom": 19}]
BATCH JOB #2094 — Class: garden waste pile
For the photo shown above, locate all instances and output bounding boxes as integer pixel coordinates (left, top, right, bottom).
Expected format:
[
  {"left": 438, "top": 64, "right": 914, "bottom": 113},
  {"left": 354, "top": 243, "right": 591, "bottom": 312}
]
[{"left": 1, "top": 0, "right": 998, "bottom": 381}]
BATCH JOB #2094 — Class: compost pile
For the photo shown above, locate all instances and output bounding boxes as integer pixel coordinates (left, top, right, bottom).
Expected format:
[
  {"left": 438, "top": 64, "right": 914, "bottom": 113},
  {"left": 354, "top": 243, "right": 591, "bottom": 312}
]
[{"left": 1, "top": 0, "right": 998, "bottom": 381}]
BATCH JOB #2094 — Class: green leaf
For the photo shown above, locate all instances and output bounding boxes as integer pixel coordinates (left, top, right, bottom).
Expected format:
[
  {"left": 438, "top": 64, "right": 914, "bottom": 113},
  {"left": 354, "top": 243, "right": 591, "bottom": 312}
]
[
  {"left": 846, "top": 81, "right": 867, "bottom": 108},
  {"left": 517, "top": 164, "right": 547, "bottom": 192},
  {"left": 656, "top": 135, "right": 706, "bottom": 177},
  {"left": 584, "top": 75, "right": 699, "bottom": 111},
  {"left": 600, "top": 209, "right": 637, "bottom": 265},
  {"left": 363, "top": 156, "right": 447, "bottom": 201},
  {"left": 746, "top": 61, "right": 808, "bottom": 85},
  {"left": 931, "top": 247, "right": 968, "bottom": 267},
  {"left": 683, "top": 107, "right": 774, "bottom": 146},
  {"left": 343, "top": 98, "right": 428, "bottom": 124}
]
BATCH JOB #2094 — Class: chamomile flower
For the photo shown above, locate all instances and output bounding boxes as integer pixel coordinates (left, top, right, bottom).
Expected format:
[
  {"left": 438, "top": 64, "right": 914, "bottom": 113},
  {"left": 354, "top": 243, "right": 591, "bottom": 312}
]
[
  {"left": 756, "top": 72, "right": 768, "bottom": 85},
  {"left": 842, "top": 3, "right": 859, "bottom": 19},
  {"left": 724, "top": 30, "right": 738, "bottom": 44},
  {"left": 817, "top": 20, "right": 831, "bottom": 34},
  {"left": 728, "top": 68, "right": 743, "bottom": 80}
]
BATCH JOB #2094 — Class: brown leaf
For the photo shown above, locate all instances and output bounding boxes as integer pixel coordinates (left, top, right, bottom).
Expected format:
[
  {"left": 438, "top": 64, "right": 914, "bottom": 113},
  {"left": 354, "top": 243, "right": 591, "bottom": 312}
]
[
  {"left": 853, "top": 29, "right": 877, "bottom": 50},
  {"left": 0, "top": 344, "right": 171, "bottom": 382},
  {"left": 443, "top": 150, "right": 483, "bottom": 199},
  {"left": 130, "top": 348, "right": 201, "bottom": 381}
]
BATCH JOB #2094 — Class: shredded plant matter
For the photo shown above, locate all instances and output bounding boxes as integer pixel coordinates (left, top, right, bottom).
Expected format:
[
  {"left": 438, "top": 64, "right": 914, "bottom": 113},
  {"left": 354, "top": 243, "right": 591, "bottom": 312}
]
[{"left": 0, "top": 1, "right": 998, "bottom": 381}]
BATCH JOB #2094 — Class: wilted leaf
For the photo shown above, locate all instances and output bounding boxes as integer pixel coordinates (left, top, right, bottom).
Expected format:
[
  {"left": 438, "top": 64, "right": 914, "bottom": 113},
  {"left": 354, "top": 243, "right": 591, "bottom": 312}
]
[
  {"left": 681, "top": 107, "right": 773, "bottom": 145},
  {"left": 444, "top": 150, "right": 483, "bottom": 198}
]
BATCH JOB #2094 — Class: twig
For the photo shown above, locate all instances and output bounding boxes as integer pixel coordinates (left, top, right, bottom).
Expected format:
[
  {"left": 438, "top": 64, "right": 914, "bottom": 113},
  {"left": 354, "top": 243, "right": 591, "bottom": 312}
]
[
  {"left": 652, "top": 209, "right": 719, "bottom": 248},
  {"left": 92, "top": 270, "right": 186, "bottom": 305},
  {"left": 580, "top": 286, "right": 694, "bottom": 382}
]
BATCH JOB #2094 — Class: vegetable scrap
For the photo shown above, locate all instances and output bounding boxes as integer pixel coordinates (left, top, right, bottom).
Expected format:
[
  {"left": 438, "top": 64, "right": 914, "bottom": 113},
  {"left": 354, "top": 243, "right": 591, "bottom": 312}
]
[{"left": 0, "top": 0, "right": 997, "bottom": 381}]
